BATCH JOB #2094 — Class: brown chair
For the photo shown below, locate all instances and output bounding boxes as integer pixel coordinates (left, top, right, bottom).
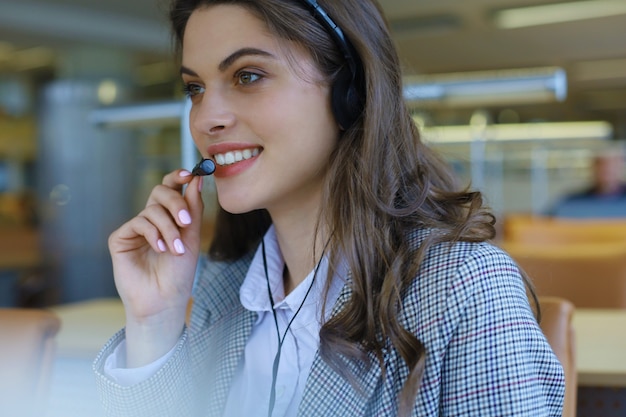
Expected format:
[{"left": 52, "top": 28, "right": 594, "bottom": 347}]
[
  {"left": 538, "top": 297, "right": 577, "bottom": 417},
  {"left": 0, "top": 308, "right": 61, "bottom": 417},
  {"left": 502, "top": 241, "right": 626, "bottom": 309},
  {"left": 501, "top": 214, "right": 626, "bottom": 246}
]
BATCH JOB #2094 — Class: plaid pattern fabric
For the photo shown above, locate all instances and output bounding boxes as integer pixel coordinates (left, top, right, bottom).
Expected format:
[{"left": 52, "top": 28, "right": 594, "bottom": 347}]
[{"left": 93, "top": 229, "right": 564, "bottom": 416}]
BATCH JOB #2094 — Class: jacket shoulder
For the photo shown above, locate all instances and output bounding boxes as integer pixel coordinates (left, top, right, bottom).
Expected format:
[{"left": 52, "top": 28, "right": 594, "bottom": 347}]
[{"left": 401, "top": 232, "right": 527, "bottom": 331}]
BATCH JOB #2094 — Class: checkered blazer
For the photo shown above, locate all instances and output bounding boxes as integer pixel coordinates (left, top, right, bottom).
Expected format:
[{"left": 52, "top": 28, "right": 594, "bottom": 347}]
[{"left": 93, "top": 228, "right": 565, "bottom": 416}]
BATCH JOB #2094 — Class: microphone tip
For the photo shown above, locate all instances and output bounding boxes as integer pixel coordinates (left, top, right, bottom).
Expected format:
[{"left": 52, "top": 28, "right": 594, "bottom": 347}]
[{"left": 192, "top": 158, "right": 216, "bottom": 176}]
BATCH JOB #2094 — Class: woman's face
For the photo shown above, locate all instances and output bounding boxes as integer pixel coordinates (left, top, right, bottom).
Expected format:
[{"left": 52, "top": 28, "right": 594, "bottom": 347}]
[{"left": 182, "top": 5, "right": 340, "bottom": 217}]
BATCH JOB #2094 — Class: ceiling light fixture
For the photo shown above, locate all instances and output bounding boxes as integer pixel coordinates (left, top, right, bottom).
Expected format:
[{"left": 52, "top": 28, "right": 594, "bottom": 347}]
[
  {"left": 492, "top": 0, "right": 626, "bottom": 29},
  {"left": 403, "top": 66, "right": 567, "bottom": 107},
  {"left": 419, "top": 121, "right": 613, "bottom": 144}
]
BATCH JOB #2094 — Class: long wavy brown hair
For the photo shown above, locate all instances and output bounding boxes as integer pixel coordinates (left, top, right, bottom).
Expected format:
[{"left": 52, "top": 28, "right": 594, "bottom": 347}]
[{"left": 170, "top": 0, "right": 536, "bottom": 415}]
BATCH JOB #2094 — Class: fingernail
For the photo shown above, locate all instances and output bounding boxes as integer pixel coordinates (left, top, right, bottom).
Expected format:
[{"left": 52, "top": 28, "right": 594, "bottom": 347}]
[
  {"left": 180, "top": 170, "right": 192, "bottom": 177},
  {"left": 178, "top": 209, "right": 192, "bottom": 225},
  {"left": 174, "top": 239, "right": 185, "bottom": 254},
  {"left": 157, "top": 239, "right": 167, "bottom": 252},
  {"left": 198, "top": 176, "right": 204, "bottom": 192}
]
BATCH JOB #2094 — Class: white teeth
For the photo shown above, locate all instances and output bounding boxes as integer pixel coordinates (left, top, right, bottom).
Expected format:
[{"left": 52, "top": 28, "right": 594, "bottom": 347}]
[{"left": 214, "top": 147, "right": 260, "bottom": 166}]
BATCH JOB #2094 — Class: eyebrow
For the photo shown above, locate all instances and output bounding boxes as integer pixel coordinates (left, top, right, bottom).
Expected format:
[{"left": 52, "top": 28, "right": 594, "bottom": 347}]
[{"left": 180, "top": 47, "right": 276, "bottom": 76}]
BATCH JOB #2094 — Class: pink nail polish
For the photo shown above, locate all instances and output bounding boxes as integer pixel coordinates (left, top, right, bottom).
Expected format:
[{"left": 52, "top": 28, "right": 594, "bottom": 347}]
[
  {"left": 178, "top": 210, "right": 192, "bottom": 225},
  {"left": 198, "top": 176, "right": 204, "bottom": 192},
  {"left": 180, "top": 170, "right": 192, "bottom": 177},
  {"left": 157, "top": 239, "right": 167, "bottom": 252},
  {"left": 174, "top": 239, "right": 185, "bottom": 254}
]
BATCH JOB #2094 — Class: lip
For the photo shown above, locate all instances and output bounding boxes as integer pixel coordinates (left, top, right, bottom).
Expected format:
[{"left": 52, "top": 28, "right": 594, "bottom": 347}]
[
  {"left": 206, "top": 142, "right": 261, "bottom": 156},
  {"left": 205, "top": 142, "right": 262, "bottom": 178}
]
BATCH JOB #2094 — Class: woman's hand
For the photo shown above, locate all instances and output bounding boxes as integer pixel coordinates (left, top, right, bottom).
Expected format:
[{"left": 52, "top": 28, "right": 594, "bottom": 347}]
[{"left": 108, "top": 169, "right": 204, "bottom": 367}]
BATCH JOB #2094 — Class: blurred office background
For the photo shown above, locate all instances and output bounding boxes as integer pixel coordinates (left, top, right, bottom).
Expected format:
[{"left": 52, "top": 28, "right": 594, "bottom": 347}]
[
  {"left": 1, "top": 0, "right": 625, "bottom": 306},
  {"left": 1, "top": 1, "right": 625, "bottom": 416},
  {"left": 0, "top": 0, "right": 626, "bottom": 305}
]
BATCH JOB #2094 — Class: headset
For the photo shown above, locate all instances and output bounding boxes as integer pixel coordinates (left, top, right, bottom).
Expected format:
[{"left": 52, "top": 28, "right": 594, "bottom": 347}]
[{"left": 298, "top": 0, "right": 365, "bottom": 130}]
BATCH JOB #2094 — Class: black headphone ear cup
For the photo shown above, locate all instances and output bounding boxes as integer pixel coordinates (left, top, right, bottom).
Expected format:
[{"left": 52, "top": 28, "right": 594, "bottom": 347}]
[{"left": 331, "top": 66, "right": 361, "bottom": 130}]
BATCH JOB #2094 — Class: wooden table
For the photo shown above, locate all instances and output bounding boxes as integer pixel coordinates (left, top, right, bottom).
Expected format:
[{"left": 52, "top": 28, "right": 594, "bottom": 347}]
[
  {"left": 45, "top": 298, "right": 124, "bottom": 417},
  {"left": 573, "top": 309, "right": 626, "bottom": 387},
  {"left": 49, "top": 297, "right": 125, "bottom": 358}
]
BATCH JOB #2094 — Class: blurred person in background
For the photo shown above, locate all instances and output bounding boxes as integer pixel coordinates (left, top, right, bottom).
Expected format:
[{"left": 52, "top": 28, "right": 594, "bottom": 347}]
[{"left": 551, "top": 144, "right": 626, "bottom": 218}]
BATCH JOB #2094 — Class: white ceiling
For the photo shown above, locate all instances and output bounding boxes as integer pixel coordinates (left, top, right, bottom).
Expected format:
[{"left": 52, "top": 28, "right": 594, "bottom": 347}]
[{"left": 1, "top": 0, "right": 626, "bottom": 125}]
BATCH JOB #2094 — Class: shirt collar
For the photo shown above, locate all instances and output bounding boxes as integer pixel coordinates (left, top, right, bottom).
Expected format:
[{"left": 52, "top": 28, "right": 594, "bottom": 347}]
[{"left": 240, "top": 225, "right": 346, "bottom": 321}]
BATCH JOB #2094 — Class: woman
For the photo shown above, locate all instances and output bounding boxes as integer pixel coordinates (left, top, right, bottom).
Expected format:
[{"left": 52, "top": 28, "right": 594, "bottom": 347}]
[{"left": 93, "top": 0, "right": 565, "bottom": 416}]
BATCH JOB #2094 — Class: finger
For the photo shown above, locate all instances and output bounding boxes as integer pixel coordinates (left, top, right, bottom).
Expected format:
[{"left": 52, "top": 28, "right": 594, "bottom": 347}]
[
  {"left": 145, "top": 170, "right": 193, "bottom": 207},
  {"left": 175, "top": 176, "right": 205, "bottom": 250},
  {"left": 162, "top": 169, "right": 194, "bottom": 189},
  {"left": 139, "top": 204, "right": 189, "bottom": 255},
  {"left": 145, "top": 184, "right": 195, "bottom": 230},
  {"left": 184, "top": 175, "right": 205, "bottom": 222},
  {"left": 109, "top": 215, "right": 166, "bottom": 255}
]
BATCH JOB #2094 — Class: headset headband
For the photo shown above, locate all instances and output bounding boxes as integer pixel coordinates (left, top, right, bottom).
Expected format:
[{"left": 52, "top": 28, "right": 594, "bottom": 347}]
[{"left": 298, "top": 0, "right": 358, "bottom": 79}]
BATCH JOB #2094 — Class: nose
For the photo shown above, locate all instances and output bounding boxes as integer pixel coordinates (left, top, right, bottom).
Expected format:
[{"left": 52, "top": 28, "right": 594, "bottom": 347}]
[{"left": 190, "top": 88, "right": 235, "bottom": 136}]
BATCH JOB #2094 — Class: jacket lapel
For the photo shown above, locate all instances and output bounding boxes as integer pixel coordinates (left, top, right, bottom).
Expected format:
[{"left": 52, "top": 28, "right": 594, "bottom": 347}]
[
  {"left": 196, "top": 254, "right": 257, "bottom": 416},
  {"left": 297, "top": 280, "right": 384, "bottom": 416},
  {"left": 207, "top": 307, "right": 256, "bottom": 416}
]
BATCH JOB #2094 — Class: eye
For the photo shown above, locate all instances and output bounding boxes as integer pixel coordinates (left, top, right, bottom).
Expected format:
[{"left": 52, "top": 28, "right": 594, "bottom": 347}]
[
  {"left": 182, "top": 83, "right": 205, "bottom": 97},
  {"left": 237, "top": 71, "right": 262, "bottom": 85}
]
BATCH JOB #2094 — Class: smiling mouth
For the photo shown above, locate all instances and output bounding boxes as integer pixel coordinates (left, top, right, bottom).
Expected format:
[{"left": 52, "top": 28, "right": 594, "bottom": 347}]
[{"left": 213, "top": 147, "right": 261, "bottom": 166}]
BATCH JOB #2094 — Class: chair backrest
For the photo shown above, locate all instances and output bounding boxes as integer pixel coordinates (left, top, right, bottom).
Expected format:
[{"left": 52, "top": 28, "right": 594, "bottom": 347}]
[
  {"left": 502, "top": 241, "right": 626, "bottom": 309},
  {"left": 501, "top": 214, "right": 626, "bottom": 246},
  {"left": 0, "top": 308, "right": 61, "bottom": 417},
  {"left": 538, "top": 297, "right": 577, "bottom": 417}
]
